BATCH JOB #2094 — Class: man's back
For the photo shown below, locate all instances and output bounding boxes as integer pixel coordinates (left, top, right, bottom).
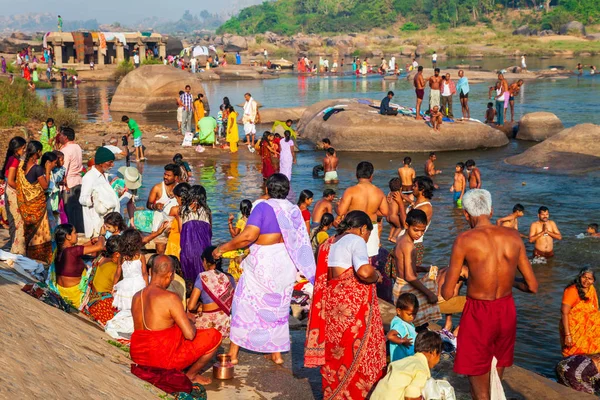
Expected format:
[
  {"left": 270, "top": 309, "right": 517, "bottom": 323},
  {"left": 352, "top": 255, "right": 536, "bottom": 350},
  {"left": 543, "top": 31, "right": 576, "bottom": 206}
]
[
  {"left": 312, "top": 199, "right": 332, "bottom": 224},
  {"left": 132, "top": 286, "right": 179, "bottom": 331},
  {"left": 458, "top": 225, "right": 525, "bottom": 300},
  {"left": 399, "top": 166, "right": 415, "bottom": 186},
  {"left": 343, "top": 183, "right": 386, "bottom": 221}
]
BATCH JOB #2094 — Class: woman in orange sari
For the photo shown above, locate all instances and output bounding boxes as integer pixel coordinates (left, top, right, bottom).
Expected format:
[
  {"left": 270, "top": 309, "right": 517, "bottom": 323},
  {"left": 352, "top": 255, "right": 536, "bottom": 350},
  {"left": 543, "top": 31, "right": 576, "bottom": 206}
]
[
  {"left": 16, "top": 141, "right": 53, "bottom": 264},
  {"left": 561, "top": 268, "right": 600, "bottom": 357},
  {"left": 305, "top": 211, "right": 386, "bottom": 399}
]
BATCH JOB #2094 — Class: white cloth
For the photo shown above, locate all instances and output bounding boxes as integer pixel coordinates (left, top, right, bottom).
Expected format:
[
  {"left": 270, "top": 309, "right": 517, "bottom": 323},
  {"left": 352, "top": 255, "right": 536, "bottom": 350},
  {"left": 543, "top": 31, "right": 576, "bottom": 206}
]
[
  {"left": 0, "top": 250, "right": 46, "bottom": 281},
  {"left": 133, "top": 54, "right": 140, "bottom": 64},
  {"left": 521, "top": 56, "right": 526, "bottom": 69},
  {"left": 366, "top": 223, "right": 380, "bottom": 257},
  {"left": 442, "top": 82, "right": 451, "bottom": 96},
  {"left": 80, "top": 167, "right": 120, "bottom": 238},
  {"left": 496, "top": 88, "right": 505, "bottom": 102},
  {"left": 244, "top": 123, "right": 256, "bottom": 135},
  {"left": 490, "top": 357, "right": 507, "bottom": 400},
  {"left": 432, "top": 54, "right": 437, "bottom": 62},
  {"left": 328, "top": 234, "right": 370, "bottom": 272},
  {"left": 113, "top": 259, "right": 146, "bottom": 311},
  {"left": 105, "top": 309, "right": 134, "bottom": 339},
  {"left": 242, "top": 98, "right": 257, "bottom": 124},
  {"left": 103, "top": 145, "right": 122, "bottom": 155},
  {"left": 389, "top": 57, "right": 396, "bottom": 70},
  {"left": 151, "top": 182, "right": 176, "bottom": 232}
]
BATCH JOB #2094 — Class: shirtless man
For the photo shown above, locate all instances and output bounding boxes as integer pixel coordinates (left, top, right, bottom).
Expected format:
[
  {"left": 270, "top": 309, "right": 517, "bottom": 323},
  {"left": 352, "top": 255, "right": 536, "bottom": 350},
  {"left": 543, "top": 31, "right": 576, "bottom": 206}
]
[
  {"left": 336, "top": 161, "right": 389, "bottom": 258},
  {"left": 465, "top": 159, "right": 481, "bottom": 189},
  {"left": 508, "top": 79, "right": 523, "bottom": 123},
  {"left": 441, "top": 189, "right": 538, "bottom": 400},
  {"left": 414, "top": 66, "right": 425, "bottom": 120},
  {"left": 398, "top": 157, "right": 416, "bottom": 194},
  {"left": 425, "top": 152, "right": 442, "bottom": 189},
  {"left": 321, "top": 138, "right": 331, "bottom": 150},
  {"left": 130, "top": 255, "right": 221, "bottom": 385},
  {"left": 147, "top": 164, "right": 180, "bottom": 254},
  {"left": 496, "top": 204, "right": 525, "bottom": 237},
  {"left": 498, "top": 73, "right": 510, "bottom": 118},
  {"left": 323, "top": 147, "right": 339, "bottom": 184},
  {"left": 312, "top": 189, "right": 336, "bottom": 226},
  {"left": 428, "top": 68, "right": 442, "bottom": 112},
  {"left": 529, "top": 206, "right": 562, "bottom": 259}
]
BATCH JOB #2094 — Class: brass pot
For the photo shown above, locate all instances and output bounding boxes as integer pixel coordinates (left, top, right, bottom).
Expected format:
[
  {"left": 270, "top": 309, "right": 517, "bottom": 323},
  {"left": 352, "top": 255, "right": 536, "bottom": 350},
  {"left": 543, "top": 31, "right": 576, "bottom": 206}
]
[{"left": 213, "top": 354, "right": 234, "bottom": 380}]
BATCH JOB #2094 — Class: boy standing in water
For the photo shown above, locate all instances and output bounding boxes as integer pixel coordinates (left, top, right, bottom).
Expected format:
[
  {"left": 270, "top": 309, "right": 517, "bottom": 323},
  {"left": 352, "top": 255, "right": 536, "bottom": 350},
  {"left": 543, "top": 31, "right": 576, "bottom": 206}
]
[
  {"left": 465, "top": 159, "right": 481, "bottom": 189},
  {"left": 485, "top": 102, "right": 496, "bottom": 124},
  {"left": 323, "top": 147, "right": 339, "bottom": 184},
  {"left": 450, "top": 162, "right": 466, "bottom": 208},
  {"left": 122, "top": 115, "right": 146, "bottom": 162},
  {"left": 398, "top": 157, "right": 416, "bottom": 194}
]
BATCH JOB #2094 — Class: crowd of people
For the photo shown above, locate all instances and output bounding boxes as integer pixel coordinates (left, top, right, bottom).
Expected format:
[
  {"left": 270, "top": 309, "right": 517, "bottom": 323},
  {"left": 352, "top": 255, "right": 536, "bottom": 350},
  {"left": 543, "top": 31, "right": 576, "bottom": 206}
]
[{"left": 3, "top": 117, "right": 599, "bottom": 399}]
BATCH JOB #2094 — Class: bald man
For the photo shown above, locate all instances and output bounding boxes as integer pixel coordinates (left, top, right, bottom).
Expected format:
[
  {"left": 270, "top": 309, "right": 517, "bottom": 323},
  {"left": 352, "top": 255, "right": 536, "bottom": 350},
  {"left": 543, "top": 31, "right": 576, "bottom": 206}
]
[{"left": 130, "top": 255, "right": 222, "bottom": 385}]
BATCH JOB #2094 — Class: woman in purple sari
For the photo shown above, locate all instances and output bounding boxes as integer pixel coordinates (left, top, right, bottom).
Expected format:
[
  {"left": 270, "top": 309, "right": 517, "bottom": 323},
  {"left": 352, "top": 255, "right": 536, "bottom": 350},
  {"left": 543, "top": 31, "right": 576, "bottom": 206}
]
[
  {"left": 179, "top": 185, "right": 212, "bottom": 281},
  {"left": 214, "top": 174, "right": 316, "bottom": 365}
]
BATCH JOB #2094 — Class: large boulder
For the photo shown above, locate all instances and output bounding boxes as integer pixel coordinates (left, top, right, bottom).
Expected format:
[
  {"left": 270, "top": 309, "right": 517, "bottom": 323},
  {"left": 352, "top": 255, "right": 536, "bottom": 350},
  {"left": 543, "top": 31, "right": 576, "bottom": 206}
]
[
  {"left": 506, "top": 124, "right": 600, "bottom": 171},
  {"left": 516, "top": 112, "right": 564, "bottom": 141},
  {"left": 297, "top": 99, "right": 509, "bottom": 152},
  {"left": 559, "top": 21, "right": 586, "bottom": 36},
  {"left": 292, "top": 34, "right": 322, "bottom": 52},
  {"left": 586, "top": 33, "right": 600, "bottom": 40},
  {"left": 513, "top": 25, "right": 531, "bottom": 36},
  {"left": 223, "top": 35, "right": 248, "bottom": 52},
  {"left": 110, "top": 65, "right": 205, "bottom": 113},
  {"left": 259, "top": 107, "right": 306, "bottom": 124}
]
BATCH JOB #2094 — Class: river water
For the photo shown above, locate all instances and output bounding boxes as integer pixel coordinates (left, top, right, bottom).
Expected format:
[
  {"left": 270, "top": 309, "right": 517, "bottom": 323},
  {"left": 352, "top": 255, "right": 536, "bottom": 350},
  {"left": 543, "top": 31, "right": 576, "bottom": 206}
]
[{"left": 38, "top": 56, "right": 600, "bottom": 378}]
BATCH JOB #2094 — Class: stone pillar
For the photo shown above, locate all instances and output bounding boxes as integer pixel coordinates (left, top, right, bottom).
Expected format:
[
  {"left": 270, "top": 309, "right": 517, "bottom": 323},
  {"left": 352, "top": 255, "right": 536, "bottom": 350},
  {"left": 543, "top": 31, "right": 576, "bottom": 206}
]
[
  {"left": 53, "top": 41, "right": 63, "bottom": 67},
  {"left": 138, "top": 40, "right": 146, "bottom": 61},
  {"left": 158, "top": 42, "right": 166, "bottom": 59},
  {"left": 116, "top": 41, "right": 124, "bottom": 64},
  {"left": 97, "top": 49, "right": 105, "bottom": 68}
]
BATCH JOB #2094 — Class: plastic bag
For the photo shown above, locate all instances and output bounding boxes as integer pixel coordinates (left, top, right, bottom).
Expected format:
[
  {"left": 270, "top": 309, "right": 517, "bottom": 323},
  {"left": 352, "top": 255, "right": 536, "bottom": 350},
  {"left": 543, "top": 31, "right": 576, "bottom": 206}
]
[
  {"left": 491, "top": 357, "right": 507, "bottom": 400},
  {"left": 423, "top": 378, "right": 456, "bottom": 400},
  {"left": 181, "top": 132, "right": 194, "bottom": 147}
]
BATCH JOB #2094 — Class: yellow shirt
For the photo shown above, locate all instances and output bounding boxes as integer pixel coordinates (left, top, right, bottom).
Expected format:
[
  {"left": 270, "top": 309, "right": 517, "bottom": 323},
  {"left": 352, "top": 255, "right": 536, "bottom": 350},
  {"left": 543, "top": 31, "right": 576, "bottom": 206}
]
[
  {"left": 370, "top": 353, "right": 430, "bottom": 400},
  {"left": 93, "top": 261, "right": 118, "bottom": 293}
]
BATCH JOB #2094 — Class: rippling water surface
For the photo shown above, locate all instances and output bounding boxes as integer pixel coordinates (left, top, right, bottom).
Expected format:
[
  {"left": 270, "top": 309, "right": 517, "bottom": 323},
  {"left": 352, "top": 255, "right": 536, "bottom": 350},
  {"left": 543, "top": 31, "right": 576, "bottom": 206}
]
[{"left": 38, "top": 56, "right": 600, "bottom": 378}]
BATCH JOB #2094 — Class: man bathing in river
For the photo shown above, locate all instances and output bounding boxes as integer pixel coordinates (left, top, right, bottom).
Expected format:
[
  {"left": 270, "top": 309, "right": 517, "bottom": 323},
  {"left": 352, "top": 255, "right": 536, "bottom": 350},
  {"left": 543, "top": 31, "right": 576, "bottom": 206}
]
[
  {"left": 398, "top": 157, "right": 416, "bottom": 194},
  {"left": 336, "top": 161, "right": 388, "bottom": 258},
  {"left": 130, "top": 255, "right": 221, "bottom": 385},
  {"left": 425, "top": 152, "right": 442, "bottom": 189},
  {"left": 323, "top": 147, "right": 339, "bottom": 184},
  {"left": 496, "top": 204, "right": 526, "bottom": 237},
  {"left": 508, "top": 79, "right": 524, "bottom": 123},
  {"left": 529, "top": 206, "right": 562, "bottom": 259},
  {"left": 465, "top": 159, "right": 481, "bottom": 189},
  {"left": 428, "top": 68, "right": 442, "bottom": 112},
  {"left": 442, "top": 189, "right": 538, "bottom": 400},
  {"left": 414, "top": 66, "right": 425, "bottom": 120},
  {"left": 311, "top": 189, "right": 335, "bottom": 226}
]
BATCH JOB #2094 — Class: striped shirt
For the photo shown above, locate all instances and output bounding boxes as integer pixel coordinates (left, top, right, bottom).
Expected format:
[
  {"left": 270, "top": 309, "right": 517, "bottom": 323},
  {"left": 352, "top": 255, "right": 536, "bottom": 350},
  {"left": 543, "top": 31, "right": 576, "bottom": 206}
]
[{"left": 180, "top": 92, "right": 193, "bottom": 111}]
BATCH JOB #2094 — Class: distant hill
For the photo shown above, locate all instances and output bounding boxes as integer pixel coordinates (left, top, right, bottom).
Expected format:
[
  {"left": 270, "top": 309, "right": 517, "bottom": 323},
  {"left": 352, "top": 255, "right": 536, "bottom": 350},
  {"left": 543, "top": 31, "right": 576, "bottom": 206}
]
[{"left": 217, "top": 0, "right": 597, "bottom": 35}]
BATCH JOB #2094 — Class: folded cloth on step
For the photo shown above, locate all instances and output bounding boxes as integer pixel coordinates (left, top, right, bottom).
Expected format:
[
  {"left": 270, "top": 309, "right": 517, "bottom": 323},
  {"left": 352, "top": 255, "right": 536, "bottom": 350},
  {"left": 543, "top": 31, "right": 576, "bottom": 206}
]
[{"left": 0, "top": 249, "right": 46, "bottom": 281}]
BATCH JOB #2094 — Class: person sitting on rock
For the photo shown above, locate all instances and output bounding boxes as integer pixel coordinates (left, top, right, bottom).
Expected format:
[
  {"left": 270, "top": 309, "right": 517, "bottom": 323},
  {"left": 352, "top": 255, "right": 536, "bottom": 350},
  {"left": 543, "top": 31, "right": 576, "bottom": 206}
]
[
  {"left": 430, "top": 105, "right": 443, "bottom": 132},
  {"left": 380, "top": 91, "right": 398, "bottom": 116},
  {"left": 130, "top": 255, "right": 222, "bottom": 385}
]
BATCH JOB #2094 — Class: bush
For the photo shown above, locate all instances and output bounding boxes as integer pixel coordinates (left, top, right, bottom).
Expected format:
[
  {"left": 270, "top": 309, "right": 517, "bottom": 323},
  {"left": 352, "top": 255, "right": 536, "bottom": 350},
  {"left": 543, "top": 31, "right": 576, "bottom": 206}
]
[
  {"left": 401, "top": 22, "right": 420, "bottom": 32},
  {"left": 0, "top": 79, "right": 80, "bottom": 128},
  {"left": 142, "top": 57, "right": 163, "bottom": 65},
  {"left": 114, "top": 60, "right": 134, "bottom": 80},
  {"left": 541, "top": 9, "right": 574, "bottom": 31},
  {"left": 437, "top": 22, "right": 450, "bottom": 31},
  {"left": 446, "top": 46, "right": 469, "bottom": 58}
]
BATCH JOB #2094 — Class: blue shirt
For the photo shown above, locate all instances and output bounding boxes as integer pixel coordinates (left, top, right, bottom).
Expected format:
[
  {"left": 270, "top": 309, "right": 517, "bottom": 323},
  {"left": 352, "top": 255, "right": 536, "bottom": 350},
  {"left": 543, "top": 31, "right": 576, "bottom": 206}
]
[
  {"left": 380, "top": 96, "right": 392, "bottom": 114},
  {"left": 389, "top": 316, "right": 417, "bottom": 362}
]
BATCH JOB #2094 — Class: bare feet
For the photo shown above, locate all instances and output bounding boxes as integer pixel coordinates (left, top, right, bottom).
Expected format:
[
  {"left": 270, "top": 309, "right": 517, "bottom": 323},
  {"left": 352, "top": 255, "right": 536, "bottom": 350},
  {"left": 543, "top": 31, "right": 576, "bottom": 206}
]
[
  {"left": 264, "top": 354, "right": 284, "bottom": 365},
  {"left": 416, "top": 116, "right": 423, "bottom": 120},
  {"left": 188, "top": 373, "right": 212, "bottom": 385}
]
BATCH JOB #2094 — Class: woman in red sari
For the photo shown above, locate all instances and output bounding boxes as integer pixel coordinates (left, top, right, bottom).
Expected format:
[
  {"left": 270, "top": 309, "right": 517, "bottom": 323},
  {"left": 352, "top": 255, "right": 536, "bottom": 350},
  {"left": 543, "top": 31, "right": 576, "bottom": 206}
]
[
  {"left": 305, "top": 211, "right": 386, "bottom": 399},
  {"left": 259, "top": 132, "right": 278, "bottom": 181}
]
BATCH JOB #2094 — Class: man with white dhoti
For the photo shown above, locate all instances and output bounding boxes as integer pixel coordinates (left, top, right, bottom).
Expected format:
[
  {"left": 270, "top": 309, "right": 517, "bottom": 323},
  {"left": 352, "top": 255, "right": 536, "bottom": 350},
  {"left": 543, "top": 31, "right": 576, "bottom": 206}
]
[
  {"left": 242, "top": 93, "right": 258, "bottom": 153},
  {"left": 335, "top": 161, "right": 389, "bottom": 260},
  {"left": 79, "top": 147, "right": 119, "bottom": 238},
  {"left": 214, "top": 174, "right": 316, "bottom": 365}
]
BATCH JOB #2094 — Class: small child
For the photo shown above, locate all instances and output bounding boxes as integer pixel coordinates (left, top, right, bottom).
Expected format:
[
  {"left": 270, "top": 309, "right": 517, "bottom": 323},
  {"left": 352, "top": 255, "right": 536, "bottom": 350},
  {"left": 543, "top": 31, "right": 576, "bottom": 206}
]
[
  {"left": 112, "top": 229, "right": 148, "bottom": 312},
  {"left": 121, "top": 115, "right": 146, "bottom": 162},
  {"left": 387, "top": 177, "right": 405, "bottom": 242},
  {"left": 102, "top": 211, "right": 168, "bottom": 243},
  {"left": 224, "top": 199, "right": 253, "bottom": 280},
  {"left": 587, "top": 223, "right": 600, "bottom": 237},
  {"left": 388, "top": 293, "right": 419, "bottom": 362},
  {"left": 430, "top": 105, "right": 442, "bottom": 131},
  {"left": 310, "top": 213, "right": 334, "bottom": 255},
  {"left": 485, "top": 102, "right": 496, "bottom": 124},
  {"left": 173, "top": 153, "right": 192, "bottom": 182},
  {"left": 371, "top": 331, "right": 443, "bottom": 399},
  {"left": 450, "top": 162, "right": 466, "bottom": 208}
]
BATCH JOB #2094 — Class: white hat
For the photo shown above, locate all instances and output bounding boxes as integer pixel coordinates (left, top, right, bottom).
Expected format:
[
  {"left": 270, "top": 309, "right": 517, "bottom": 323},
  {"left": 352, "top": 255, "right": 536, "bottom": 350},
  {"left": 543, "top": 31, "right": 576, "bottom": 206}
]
[{"left": 117, "top": 166, "right": 142, "bottom": 190}]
